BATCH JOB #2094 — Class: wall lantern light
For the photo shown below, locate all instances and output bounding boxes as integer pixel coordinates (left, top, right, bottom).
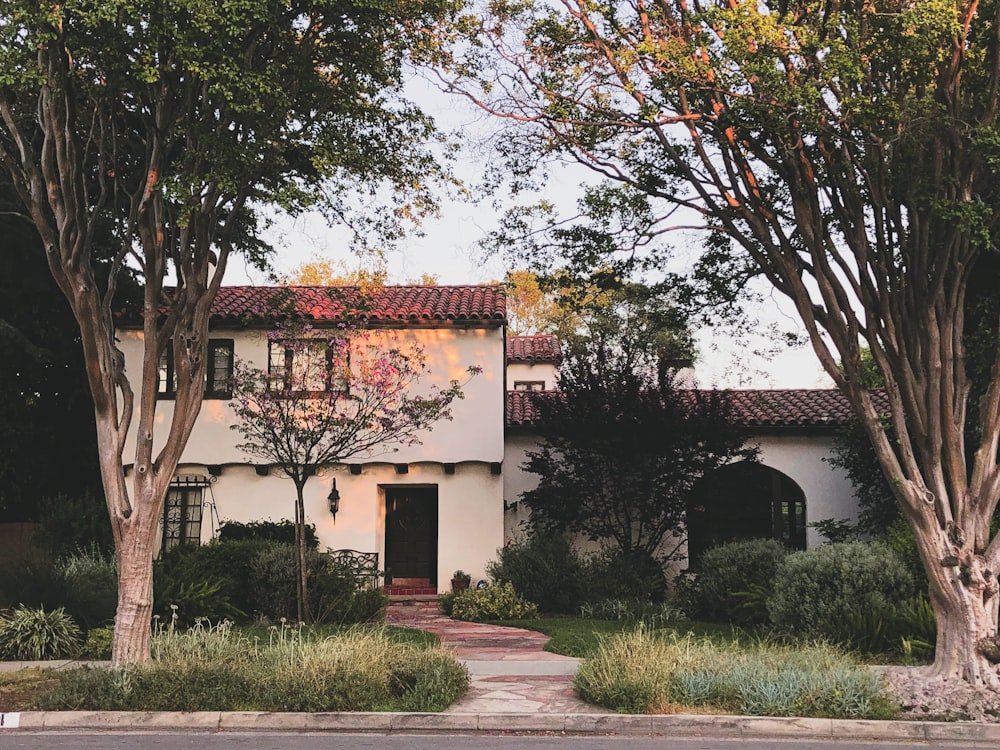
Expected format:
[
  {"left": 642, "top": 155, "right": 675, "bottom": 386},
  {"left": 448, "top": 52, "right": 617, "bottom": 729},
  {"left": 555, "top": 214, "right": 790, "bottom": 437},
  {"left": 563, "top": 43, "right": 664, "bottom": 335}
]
[{"left": 328, "top": 480, "right": 341, "bottom": 521}]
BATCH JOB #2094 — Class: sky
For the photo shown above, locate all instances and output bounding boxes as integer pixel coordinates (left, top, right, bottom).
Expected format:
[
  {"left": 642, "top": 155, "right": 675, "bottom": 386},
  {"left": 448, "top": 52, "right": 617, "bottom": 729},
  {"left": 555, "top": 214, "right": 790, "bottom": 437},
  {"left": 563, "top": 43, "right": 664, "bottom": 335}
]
[{"left": 224, "top": 80, "right": 833, "bottom": 391}]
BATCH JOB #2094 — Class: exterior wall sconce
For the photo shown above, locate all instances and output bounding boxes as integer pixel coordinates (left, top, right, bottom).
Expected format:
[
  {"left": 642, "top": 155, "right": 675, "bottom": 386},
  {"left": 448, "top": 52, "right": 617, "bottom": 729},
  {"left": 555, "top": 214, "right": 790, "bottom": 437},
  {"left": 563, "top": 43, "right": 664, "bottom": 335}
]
[{"left": 328, "top": 479, "right": 341, "bottom": 521}]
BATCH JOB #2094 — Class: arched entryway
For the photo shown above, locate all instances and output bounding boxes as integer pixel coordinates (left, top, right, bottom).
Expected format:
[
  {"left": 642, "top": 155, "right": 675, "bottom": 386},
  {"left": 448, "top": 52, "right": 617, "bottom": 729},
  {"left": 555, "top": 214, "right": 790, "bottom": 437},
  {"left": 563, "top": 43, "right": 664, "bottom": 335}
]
[{"left": 686, "top": 462, "right": 806, "bottom": 566}]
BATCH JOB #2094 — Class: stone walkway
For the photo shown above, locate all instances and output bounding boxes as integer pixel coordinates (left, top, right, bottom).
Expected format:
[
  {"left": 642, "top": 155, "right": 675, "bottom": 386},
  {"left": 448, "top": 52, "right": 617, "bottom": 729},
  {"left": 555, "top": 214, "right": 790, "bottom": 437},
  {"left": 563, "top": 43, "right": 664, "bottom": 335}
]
[{"left": 385, "top": 602, "right": 603, "bottom": 714}]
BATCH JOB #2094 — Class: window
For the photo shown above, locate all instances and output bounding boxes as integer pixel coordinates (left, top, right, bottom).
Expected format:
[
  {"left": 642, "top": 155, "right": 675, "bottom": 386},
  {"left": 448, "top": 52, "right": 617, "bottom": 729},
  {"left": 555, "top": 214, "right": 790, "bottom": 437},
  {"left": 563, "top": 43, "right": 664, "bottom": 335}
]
[
  {"left": 158, "top": 339, "right": 234, "bottom": 399},
  {"left": 268, "top": 340, "right": 350, "bottom": 394},
  {"left": 161, "top": 485, "right": 204, "bottom": 552},
  {"left": 513, "top": 380, "right": 545, "bottom": 391},
  {"left": 206, "top": 340, "right": 235, "bottom": 398}
]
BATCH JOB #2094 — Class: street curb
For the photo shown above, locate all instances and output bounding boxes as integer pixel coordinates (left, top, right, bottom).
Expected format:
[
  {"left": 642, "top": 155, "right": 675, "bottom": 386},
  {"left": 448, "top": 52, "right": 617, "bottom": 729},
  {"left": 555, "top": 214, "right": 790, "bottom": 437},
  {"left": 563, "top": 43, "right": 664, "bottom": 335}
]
[{"left": 4, "top": 711, "right": 1000, "bottom": 743}]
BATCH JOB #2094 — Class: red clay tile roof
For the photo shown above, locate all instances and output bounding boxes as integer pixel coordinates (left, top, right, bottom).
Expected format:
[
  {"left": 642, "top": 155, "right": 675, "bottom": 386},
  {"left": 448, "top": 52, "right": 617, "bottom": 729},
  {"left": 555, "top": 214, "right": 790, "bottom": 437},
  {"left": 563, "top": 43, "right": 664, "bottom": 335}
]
[
  {"left": 506, "top": 388, "right": 889, "bottom": 428},
  {"left": 506, "top": 334, "right": 562, "bottom": 363},
  {"left": 506, "top": 389, "right": 558, "bottom": 426},
  {"left": 721, "top": 389, "right": 888, "bottom": 426},
  {"left": 204, "top": 285, "right": 505, "bottom": 324}
]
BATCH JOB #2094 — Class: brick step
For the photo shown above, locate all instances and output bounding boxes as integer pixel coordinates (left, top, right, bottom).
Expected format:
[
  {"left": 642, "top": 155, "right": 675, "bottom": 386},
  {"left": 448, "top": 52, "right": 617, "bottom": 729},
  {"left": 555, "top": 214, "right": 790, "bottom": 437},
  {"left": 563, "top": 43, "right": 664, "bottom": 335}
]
[{"left": 384, "top": 585, "right": 438, "bottom": 596}]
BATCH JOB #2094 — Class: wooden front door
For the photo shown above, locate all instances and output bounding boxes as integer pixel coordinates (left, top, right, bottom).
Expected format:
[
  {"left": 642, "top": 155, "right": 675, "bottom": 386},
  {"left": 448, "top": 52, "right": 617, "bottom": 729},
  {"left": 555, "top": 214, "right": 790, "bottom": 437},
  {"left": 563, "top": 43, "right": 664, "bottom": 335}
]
[{"left": 384, "top": 487, "right": 438, "bottom": 586}]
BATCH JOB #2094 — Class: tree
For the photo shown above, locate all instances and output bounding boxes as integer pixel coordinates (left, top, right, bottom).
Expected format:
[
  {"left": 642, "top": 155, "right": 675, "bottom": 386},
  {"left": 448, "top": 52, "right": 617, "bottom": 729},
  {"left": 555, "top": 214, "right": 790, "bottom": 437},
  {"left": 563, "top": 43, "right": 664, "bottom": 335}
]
[
  {"left": 456, "top": 0, "right": 1000, "bottom": 685},
  {"left": 287, "top": 257, "right": 440, "bottom": 288},
  {"left": 504, "top": 270, "right": 562, "bottom": 336},
  {"left": 229, "top": 317, "right": 476, "bottom": 622},
  {"left": 0, "top": 0, "right": 452, "bottom": 664},
  {"left": 521, "top": 301, "right": 754, "bottom": 576}
]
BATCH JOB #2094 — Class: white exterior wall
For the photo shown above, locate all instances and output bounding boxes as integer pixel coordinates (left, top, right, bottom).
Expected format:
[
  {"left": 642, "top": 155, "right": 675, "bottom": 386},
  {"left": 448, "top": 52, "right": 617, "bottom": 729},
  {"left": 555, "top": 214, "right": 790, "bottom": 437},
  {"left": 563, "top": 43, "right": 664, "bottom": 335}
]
[
  {"left": 751, "top": 432, "right": 859, "bottom": 547},
  {"left": 503, "top": 429, "right": 860, "bottom": 554},
  {"left": 119, "top": 321, "right": 505, "bottom": 592},
  {"left": 178, "top": 461, "right": 503, "bottom": 586},
  {"left": 120, "top": 325, "right": 504, "bottom": 464},
  {"left": 503, "top": 432, "right": 538, "bottom": 541},
  {"left": 507, "top": 361, "right": 558, "bottom": 391}
]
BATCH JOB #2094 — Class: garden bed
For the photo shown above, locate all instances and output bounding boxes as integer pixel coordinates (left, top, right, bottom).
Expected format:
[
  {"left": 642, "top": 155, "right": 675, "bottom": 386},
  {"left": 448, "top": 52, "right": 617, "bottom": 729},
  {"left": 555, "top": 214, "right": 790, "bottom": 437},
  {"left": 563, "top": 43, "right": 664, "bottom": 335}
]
[{"left": 0, "top": 622, "right": 465, "bottom": 713}]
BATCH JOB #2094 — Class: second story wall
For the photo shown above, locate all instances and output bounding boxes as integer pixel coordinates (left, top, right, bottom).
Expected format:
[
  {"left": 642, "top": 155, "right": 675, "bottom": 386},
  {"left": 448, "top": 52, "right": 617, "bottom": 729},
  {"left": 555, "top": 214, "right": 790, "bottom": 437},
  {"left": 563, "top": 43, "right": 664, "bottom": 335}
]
[{"left": 119, "top": 322, "right": 505, "bottom": 467}]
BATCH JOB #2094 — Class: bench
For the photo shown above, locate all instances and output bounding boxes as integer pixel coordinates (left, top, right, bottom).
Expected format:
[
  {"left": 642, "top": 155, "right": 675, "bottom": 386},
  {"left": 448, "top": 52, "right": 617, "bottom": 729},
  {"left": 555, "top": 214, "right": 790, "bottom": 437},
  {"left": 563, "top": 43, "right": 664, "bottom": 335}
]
[{"left": 328, "top": 549, "right": 381, "bottom": 588}]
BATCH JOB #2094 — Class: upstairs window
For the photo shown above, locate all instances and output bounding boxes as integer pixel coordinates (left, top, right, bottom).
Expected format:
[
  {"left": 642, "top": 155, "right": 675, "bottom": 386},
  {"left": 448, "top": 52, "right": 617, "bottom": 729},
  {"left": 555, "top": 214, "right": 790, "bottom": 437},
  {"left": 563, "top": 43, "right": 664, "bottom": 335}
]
[
  {"left": 268, "top": 340, "right": 350, "bottom": 395},
  {"left": 158, "top": 339, "right": 234, "bottom": 399},
  {"left": 513, "top": 380, "right": 546, "bottom": 391}
]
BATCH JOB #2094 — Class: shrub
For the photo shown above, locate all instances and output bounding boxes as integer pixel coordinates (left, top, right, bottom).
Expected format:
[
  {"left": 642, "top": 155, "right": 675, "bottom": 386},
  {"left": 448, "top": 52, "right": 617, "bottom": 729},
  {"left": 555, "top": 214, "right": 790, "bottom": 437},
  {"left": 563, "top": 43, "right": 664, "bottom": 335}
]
[
  {"left": 155, "top": 539, "right": 270, "bottom": 619},
  {"left": 34, "top": 492, "right": 114, "bottom": 558},
  {"left": 688, "top": 539, "right": 788, "bottom": 624},
  {"left": 584, "top": 548, "right": 669, "bottom": 603},
  {"left": 247, "top": 541, "right": 386, "bottom": 624},
  {"left": 335, "top": 588, "right": 389, "bottom": 624},
  {"left": 245, "top": 541, "right": 299, "bottom": 620},
  {"left": 575, "top": 629, "right": 898, "bottom": 719},
  {"left": 768, "top": 542, "right": 916, "bottom": 640},
  {"left": 154, "top": 577, "right": 245, "bottom": 626},
  {"left": 0, "top": 547, "right": 117, "bottom": 634},
  {"left": 218, "top": 519, "right": 318, "bottom": 548},
  {"left": 54, "top": 546, "right": 118, "bottom": 631},
  {"left": 154, "top": 539, "right": 382, "bottom": 625},
  {"left": 0, "top": 605, "right": 82, "bottom": 660},
  {"left": 450, "top": 583, "right": 539, "bottom": 622},
  {"left": 80, "top": 626, "right": 114, "bottom": 660},
  {"left": 886, "top": 517, "right": 928, "bottom": 586},
  {"left": 0, "top": 560, "right": 70, "bottom": 618},
  {"left": 487, "top": 532, "right": 587, "bottom": 613},
  {"left": 437, "top": 592, "right": 457, "bottom": 617}
]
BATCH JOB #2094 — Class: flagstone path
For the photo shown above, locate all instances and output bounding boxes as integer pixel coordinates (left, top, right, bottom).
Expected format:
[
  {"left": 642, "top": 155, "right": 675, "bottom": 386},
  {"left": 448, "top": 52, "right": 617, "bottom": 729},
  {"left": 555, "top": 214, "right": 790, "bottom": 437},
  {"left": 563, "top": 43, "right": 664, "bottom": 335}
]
[{"left": 385, "top": 602, "right": 603, "bottom": 714}]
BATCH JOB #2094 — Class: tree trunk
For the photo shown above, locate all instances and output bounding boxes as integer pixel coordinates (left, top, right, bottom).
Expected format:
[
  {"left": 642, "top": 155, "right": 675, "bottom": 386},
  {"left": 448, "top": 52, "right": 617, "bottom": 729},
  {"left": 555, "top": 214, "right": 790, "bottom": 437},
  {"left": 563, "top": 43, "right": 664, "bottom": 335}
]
[
  {"left": 925, "top": 546, "right": 1000, "bottom": 686},
  {"left": 294, "top": 484, "right": 310, "bottom": 624},
  {"left": 914, "top": 524, "right": 1000, "bottom": 688},
  {"left": 112, "top": 530, "right": 156, "bottom": 664}
]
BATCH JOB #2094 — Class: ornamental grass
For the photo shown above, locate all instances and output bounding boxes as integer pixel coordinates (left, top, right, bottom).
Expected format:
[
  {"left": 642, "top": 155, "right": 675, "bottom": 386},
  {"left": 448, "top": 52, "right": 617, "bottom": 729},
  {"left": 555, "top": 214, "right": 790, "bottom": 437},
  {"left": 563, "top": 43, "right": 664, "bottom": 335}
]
[
  {"left": 575, "top": 627, "right": 898, "bottom": 719},
  {"left": 36, "top": 620, "right": 467, "bottom": 712}
]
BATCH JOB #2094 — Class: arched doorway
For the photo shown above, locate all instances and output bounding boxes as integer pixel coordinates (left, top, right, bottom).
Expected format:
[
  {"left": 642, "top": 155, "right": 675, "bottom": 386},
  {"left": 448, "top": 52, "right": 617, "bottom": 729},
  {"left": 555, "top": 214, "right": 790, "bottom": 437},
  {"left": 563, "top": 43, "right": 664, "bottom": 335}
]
[{"left": 686, "top": 462, "right": 806, "bottom": 567}]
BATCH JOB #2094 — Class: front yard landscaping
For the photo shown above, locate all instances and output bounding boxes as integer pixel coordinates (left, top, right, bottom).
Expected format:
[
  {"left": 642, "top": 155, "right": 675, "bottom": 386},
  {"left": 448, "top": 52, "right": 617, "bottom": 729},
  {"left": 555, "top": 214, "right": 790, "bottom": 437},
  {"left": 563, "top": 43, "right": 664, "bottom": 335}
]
[{"left": 0, "top": 621, "right": 467, "bottom": 712}]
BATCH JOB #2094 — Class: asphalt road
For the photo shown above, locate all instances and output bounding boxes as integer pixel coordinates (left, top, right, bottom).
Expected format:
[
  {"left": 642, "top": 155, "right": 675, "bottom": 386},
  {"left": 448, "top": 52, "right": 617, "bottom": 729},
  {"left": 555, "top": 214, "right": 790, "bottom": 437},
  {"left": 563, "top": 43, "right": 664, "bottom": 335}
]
[{"left": 0, "top": 734, "right": 990, "bottom": 750}]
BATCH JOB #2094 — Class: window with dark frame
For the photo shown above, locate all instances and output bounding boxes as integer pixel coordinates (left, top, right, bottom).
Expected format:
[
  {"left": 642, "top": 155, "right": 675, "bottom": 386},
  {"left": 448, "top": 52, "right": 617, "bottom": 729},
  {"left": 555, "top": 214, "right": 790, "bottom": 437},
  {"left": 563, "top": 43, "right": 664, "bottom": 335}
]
[
  {"left": 161, "top": 485, "right": 204, "bottom": 552},
  {"left": 267, "top": 340, "right": 350, "bottom": 395},
  {"left": 513, "top": 380, "right": 546, "bottom": 391},
  {"left": 157, "top": 339, "right": 234, "bottom": 399}
]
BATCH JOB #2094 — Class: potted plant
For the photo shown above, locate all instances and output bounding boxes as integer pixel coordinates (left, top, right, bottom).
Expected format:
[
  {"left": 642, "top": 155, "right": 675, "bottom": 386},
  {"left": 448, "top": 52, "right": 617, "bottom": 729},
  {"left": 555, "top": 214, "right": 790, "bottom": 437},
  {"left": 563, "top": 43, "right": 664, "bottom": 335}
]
[{"left": 451, "top": 570, "right": 472, "bottom": 593}]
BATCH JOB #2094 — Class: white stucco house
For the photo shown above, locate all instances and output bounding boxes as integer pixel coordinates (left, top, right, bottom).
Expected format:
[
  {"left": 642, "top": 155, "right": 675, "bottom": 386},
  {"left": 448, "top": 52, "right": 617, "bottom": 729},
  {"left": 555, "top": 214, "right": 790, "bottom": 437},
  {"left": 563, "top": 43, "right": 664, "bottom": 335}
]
[{"left": 120, "top": 284, "right": 869, "bottom": 593}]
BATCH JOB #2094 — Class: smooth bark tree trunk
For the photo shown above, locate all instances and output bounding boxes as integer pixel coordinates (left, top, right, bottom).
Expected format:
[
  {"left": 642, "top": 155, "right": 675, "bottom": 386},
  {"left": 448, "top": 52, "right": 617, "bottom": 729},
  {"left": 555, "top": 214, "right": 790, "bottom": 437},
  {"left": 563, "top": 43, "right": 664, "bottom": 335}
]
[
  {"left": 294, "top": 483, "right": 310, "bottom": 624},
  {"left": 112, "top": 528, "right": 156, "bottom": 664},
  {"left": 925, "top": 540, "right": 1000, "bottom": 686}
]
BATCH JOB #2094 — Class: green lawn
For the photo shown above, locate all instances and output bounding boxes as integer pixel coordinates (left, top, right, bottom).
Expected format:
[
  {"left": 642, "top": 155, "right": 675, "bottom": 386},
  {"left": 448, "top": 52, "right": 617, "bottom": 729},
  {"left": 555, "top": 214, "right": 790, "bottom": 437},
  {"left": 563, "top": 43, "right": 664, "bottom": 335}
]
[{"left": 488, "top": 616, "right": 747, "bottom": 657}]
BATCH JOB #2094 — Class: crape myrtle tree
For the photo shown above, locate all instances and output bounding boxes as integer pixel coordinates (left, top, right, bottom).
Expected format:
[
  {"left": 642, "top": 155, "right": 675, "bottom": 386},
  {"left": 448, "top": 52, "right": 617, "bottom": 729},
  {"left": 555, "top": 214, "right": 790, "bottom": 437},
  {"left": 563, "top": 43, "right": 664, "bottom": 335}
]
[
  {"left": 453, "top": 0, "right": 1000, "bottom": 683},
  {"left": 0, "top": 0, "right": 454, "bottom": 664},
  {"left": 521, "top": 288, "right": 756, "bottom": 578},
  {"left": 230, "top": 316, "right": 477, "bottom": 623}
]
